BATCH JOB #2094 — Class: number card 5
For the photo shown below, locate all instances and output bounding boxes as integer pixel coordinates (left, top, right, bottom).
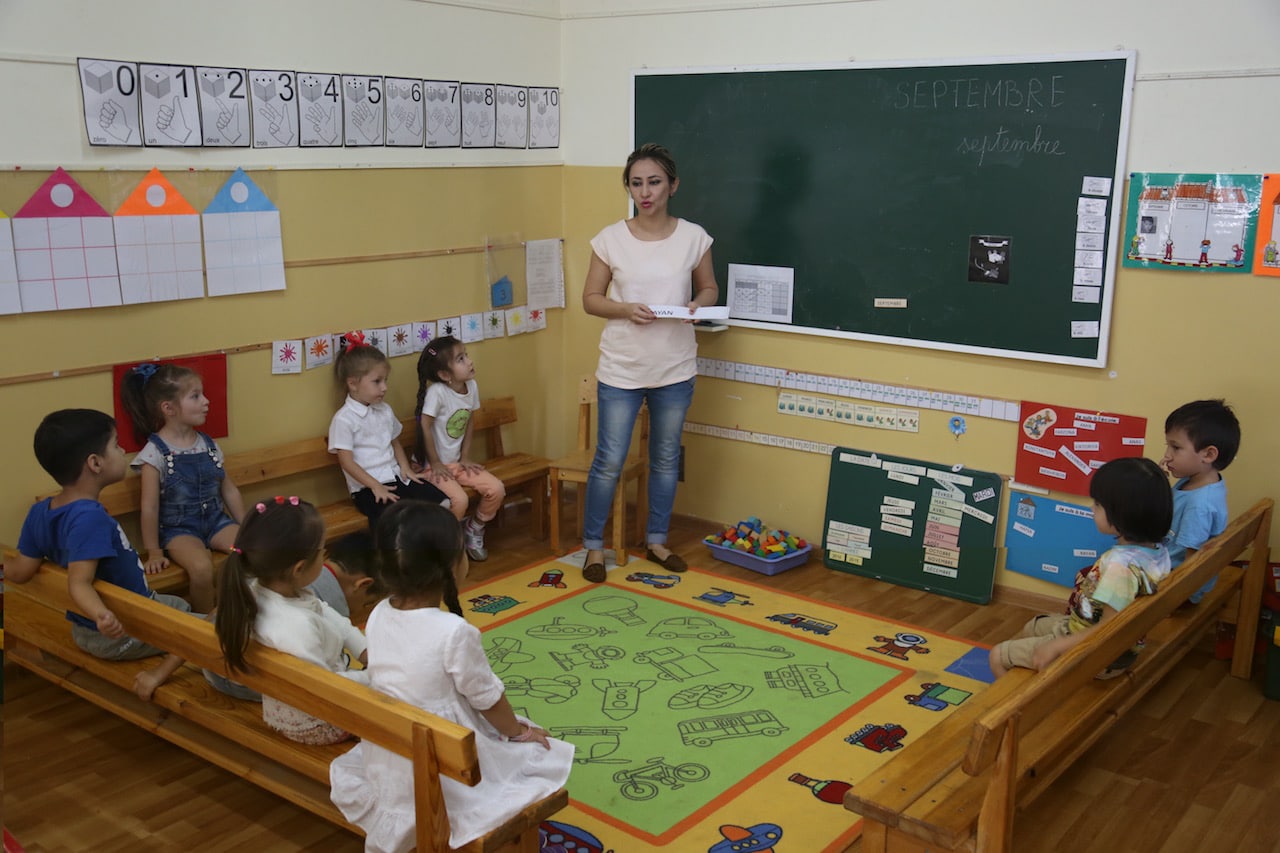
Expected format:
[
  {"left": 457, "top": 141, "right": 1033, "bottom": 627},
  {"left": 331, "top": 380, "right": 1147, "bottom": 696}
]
[{"left": 342, "top": 75, "right": 384, "bottom": 147}]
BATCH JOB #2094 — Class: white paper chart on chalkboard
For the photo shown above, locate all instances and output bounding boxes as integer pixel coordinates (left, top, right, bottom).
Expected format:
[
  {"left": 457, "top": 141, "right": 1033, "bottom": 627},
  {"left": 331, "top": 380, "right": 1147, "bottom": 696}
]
[
  {"left": 79, "top": 58, "right": 143, "bottom": 147},
  {"left": 460, "top": 83, "right": 495, "bottom": 148},
  {"left": 298, "top": 72, "right": 343, "bottom": 148},
  {"left": 528, "top": 86, "right": 560, "bottom": 149},
  {"left": 424, "top": 80, "right": 462, "bottom": 147},
  {"left": 495, "top": 84, "right": 528, "bottom": 149},
  {"left": 342, "top": 74, "right": 384, "bottom": 147},
  {"left": 139, "top": 63, "right": 201, "bottom": 147},
  {"left": 250, "top": 69, "right": 299, "bottom": 148},
  {"left": 195, "top": 67, "right": 250, "bottom": 147},
  {"left": 384, "top": 77, "right": 425, "bottom": 147}
]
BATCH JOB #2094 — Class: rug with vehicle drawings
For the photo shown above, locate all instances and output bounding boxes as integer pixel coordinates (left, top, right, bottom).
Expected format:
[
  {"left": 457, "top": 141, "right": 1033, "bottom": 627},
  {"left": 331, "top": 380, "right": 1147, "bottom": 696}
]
[{"left": 467, "top": 552, "right": 994, "bottom": 853}]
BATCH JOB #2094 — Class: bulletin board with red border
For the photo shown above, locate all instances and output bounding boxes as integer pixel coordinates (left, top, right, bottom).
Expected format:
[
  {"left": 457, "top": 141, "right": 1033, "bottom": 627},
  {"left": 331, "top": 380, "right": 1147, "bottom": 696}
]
[
  {"left": 112, "top": 353, "right": 229, "bottom": 452},
  {"left": 1013, "top": 401, "right": 1147, "bottom": 497}
]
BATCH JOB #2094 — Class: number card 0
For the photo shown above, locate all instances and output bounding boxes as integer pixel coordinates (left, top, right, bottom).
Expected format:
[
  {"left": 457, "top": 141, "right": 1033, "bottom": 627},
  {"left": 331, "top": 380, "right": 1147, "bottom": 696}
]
[
  {"left": 250, "top": 70, "right": 299, "bottom": 148},
  {"left": 424, "top": 80, "right": 461, "bottom": 147},
  {"left": 494, "top": 84, "right": 528, "bottom": 149},
  {"left": 139, "top": 63, "right": 201, "bottom": 147},
  {"left": 78, "top": 58, "right": 142, "bottom": 147},
  {"left": 342, "top": 75, "right": 385, "bottom": 147},
  {"left": 195, "top": 67, "right": 250, "bottom": 147},
  {"left": 384, "top": 77, "right": 424, "bottom": 147},
  {"left": 298, "top": 73, "right": 343, "bottom": 147},
  {"left": 460, "top": 83, "right": 495, "bottom": 148},
  {"left": 528, "top": 86, "right": 560, "bottom": 149}
]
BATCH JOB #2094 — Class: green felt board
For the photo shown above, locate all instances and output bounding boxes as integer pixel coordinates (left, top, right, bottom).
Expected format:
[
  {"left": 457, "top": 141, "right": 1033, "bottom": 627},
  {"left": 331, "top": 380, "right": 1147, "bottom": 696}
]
[
  {"left": 634, "top": 53, "right": 1133, "bottom": 365},
  {"left": 822, "top": 447, "right": 1003, "bottom": 604}
]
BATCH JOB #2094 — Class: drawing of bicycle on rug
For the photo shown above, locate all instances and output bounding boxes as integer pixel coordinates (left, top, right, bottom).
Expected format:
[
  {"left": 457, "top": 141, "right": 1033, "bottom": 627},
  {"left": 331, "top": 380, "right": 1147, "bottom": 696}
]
[{"left": 612, "top": 756, "right": 710, "bottom": 801}]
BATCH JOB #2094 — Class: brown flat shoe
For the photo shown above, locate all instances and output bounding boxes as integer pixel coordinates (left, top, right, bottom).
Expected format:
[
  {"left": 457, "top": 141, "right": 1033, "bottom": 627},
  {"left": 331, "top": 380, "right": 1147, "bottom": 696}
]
[
  {"left": 583, "top": 561, "right": 607, "bottom": 583},
  {"left": 645, "top": 548, "right": 687, "bottom": 573}
]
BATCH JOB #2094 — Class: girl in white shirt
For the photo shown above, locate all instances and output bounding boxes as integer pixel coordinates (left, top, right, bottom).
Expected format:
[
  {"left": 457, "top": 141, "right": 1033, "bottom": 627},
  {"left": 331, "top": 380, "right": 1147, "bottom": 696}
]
[{"left": 214, "top": 496, "right": 369, "bottom": 744}]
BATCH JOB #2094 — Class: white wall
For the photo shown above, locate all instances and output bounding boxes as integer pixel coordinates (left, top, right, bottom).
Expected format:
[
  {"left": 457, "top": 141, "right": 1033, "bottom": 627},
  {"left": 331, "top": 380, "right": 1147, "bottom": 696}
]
[
  {"left": 0, "top": 0, "right": 563, "bottom": 169},
  {"left": 560, "top": 0, "right": 1280, "bottom": 171}
]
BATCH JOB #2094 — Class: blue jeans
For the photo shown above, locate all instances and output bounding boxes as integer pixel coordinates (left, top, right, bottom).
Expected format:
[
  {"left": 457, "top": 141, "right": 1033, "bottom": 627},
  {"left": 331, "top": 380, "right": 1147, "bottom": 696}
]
[{"left": 583, "top": 378, "right": 694, "bottom": 551}]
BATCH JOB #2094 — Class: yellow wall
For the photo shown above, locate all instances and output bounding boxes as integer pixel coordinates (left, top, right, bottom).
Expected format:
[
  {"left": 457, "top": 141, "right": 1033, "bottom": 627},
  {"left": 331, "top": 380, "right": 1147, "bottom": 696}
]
[
  {"left": 0, "top": 166, "right": 567, "bottom": 539},
  {"left": 4, "top": 162, "right": 1277, "bottom": 601},
  {"left": 563, "top": 165, "right": 1280, "bottom": 596}
]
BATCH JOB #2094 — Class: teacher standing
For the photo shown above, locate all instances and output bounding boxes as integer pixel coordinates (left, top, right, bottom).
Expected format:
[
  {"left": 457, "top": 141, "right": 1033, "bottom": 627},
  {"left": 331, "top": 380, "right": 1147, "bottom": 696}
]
[{"left": 579, "top": 143, "right": 719, "bottom": 584}]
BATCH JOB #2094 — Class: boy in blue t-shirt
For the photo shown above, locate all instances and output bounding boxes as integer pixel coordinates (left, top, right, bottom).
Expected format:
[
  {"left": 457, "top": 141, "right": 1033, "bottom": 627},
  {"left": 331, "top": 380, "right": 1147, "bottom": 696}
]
[
  {"left": 1160, "top": 399, "right": 1241, "bottom": 603},
  {"left": 8, "top": 409, "right": 194, "bottom": 699}
]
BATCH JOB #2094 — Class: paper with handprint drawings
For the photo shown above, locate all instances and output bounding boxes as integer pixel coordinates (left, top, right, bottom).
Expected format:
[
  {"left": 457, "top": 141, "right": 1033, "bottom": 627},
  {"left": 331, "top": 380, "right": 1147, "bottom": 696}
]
[
  {"left": 194, "top": 67, "right": 250, "bottom": 147},
  {"left": 78, "top": 58, "right": 143, "bottom": 147},
  {"left": 494, "top": 85, "right": 528, "bottom": 149},
  {"left": 298, "top": 72, "right": 344, "bottom": 147},
  {"left": 528, "top": 87, "right": 560, "bottom": 150},
  {"left": 139, "top": 63, "right": 202, "bottom": 147},
  {"left": 343, "top": 75, "right": 385, "bottom": 147},
  {"left": 460, "top": 83, "right": 495, "bottom": 148},
  {"left": 384, "top": 77, "right": 425, "bottom": 147},
  {"left": 250, "top": 70, "right": 300, "bottom": 148},
  {"left": 423, "top": 80, "right": 462, "bottom": 147}
]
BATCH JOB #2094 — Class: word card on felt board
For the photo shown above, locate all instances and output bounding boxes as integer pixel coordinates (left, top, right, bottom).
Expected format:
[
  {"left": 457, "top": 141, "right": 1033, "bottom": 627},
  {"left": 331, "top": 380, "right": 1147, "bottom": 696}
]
[{"left": 823, "top": 447, "right": 1002, "bottom": 604}]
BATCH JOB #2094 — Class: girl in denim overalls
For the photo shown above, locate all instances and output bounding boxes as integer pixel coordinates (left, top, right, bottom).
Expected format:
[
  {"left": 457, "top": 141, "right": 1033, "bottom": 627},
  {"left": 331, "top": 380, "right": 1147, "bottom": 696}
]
[{"left": 122, "top": 362, "right": 244, "bottom": 613}]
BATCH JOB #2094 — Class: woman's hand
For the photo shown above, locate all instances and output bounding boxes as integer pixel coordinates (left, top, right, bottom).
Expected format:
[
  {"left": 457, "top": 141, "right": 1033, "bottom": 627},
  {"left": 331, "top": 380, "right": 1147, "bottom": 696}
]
[{"left": 625, "top": 302, "right": 656, "bottom": 325}]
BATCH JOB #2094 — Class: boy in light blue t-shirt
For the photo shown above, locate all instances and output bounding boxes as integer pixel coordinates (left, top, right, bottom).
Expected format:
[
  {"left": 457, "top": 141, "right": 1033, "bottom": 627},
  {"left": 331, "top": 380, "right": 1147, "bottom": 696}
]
[{"left": 1160, "top": 399, "right": 1241, "bottom": 603}]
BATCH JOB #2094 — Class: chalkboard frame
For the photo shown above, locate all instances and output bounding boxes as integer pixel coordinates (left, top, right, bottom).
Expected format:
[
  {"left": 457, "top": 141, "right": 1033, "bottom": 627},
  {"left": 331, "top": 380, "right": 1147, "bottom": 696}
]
[{"left": 632, "top": 51, "right": 1136, "bottom": 367}]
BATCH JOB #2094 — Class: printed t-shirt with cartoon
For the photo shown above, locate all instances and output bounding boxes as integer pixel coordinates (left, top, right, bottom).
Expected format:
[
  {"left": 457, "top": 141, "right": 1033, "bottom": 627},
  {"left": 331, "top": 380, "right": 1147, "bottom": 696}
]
[
  {"left": 17, "top": 498, "right": 154, "bottom": 629},
  {"left": 1066, "top": 543, "right": 1171, "bottom": 656},
  {"left": 419, "top": 378, "right": 478, "bottom": 465}
]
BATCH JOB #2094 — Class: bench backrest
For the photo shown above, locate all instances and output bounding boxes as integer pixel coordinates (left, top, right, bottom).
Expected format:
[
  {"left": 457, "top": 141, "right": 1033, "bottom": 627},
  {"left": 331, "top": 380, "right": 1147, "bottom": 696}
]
[
  {"left": 7, "top": 560, "right": 480, "bottom": 787},
  {"left": 964, "top": 497, "right": 1273, "bottom": 777},
  {"left": 45, "top": 396, "right": 521, "bottom": 518}
]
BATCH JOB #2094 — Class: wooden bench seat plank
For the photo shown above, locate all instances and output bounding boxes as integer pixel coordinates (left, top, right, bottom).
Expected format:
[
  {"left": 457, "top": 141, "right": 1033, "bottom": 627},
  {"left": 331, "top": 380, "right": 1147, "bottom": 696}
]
[{"left": 845, "top": 499, "right": 1272, "bottom": 853}]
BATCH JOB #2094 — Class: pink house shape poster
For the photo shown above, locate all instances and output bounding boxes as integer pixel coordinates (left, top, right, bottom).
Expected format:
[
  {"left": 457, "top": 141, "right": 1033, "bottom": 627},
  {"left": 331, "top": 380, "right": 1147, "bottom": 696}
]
[{"left": 12, "top": 168, "right": 122, "bottom": 311}]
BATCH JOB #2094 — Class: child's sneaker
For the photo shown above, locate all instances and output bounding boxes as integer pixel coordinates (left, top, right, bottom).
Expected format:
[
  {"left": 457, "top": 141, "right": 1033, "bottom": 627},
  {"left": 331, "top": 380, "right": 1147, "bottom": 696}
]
[{"left": 464, "top": 517, "right": 488, "bottom": 562}]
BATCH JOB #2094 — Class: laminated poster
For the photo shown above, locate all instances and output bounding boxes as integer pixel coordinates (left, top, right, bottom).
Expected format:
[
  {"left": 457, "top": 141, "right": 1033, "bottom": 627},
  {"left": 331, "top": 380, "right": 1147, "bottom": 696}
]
[
  {"left": 1122, "top": 172, "right": 1262, "bottom": 272},
  {"left": 1013, "top": 401, "right": 1146, "bottom": 497},
  {"left": 1003, "top": 491, "right": 1115, "bottom": 589},
  {"left": 1254, "top": 174, "right": 1280, "bottom": 277}
]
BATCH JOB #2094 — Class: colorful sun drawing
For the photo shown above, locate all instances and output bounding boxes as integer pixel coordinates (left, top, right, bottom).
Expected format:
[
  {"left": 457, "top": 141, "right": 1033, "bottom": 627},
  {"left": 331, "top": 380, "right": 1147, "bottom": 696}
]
[
  {"left": 530, "top": 309, "right": 543, "bottom": 321},
  {"left": 279, "top": 342, "right": 298, "bottom": 363},
  {"left": 488, "top": 313, "right": 501, "bottom": 328},
  {"left": 309, "top": 338, "right": 330, "bottom": 357},
  {"left": 418, "top": 325, "right": 432, "bottom": 342},
  {"left": 394, "top": 328, "right": 409, "bottom": 345}
]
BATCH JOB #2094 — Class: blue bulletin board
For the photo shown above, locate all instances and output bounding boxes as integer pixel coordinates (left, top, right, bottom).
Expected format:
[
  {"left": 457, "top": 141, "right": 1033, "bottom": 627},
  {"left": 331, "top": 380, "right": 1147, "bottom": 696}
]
[{"left": 1003, "top": 491, "right": 1114, "bottom": 588}]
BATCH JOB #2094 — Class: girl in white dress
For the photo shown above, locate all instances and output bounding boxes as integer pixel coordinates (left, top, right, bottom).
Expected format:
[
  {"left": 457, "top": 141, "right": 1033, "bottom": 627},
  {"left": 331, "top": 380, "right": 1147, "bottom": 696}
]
[
  {"left": 214, "top": 496, "right": 369, "bottom": 745},
  {"left": 330, "top": 500, "right": 573, "bottom": 852}
]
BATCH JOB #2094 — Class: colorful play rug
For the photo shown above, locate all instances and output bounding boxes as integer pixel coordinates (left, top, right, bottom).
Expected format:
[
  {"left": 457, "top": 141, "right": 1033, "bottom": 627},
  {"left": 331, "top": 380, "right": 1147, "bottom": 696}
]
[{"left": 469, "top": 552, "right": 994, "bottom": 853}]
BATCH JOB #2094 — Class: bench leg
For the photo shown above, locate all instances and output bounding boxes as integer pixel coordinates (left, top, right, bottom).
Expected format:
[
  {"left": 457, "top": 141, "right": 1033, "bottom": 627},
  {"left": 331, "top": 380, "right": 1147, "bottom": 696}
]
[
  {"left": 549, "top": 476, "right": 564, "bottom": 555},
  {"left": 528, "top": 476, "right": 548, "bottom": 541}
]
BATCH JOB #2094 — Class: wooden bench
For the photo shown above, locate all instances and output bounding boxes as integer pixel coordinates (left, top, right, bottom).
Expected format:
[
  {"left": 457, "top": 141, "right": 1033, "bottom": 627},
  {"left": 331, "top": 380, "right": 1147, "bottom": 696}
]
[
  {"left": 1, "top": 553, "right": 567, "bottom": 852},
  {"left": 64, "top": 396, "right": 548, "bottom": 595},
  {"left": 845, "top": 498, "right": 1273, "bottom": 853}
]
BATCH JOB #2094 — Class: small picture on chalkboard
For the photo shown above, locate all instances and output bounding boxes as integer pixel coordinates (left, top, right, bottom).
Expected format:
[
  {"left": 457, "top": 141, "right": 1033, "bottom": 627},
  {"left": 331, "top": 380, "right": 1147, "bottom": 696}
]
[{"left": 968, "top": 235, "right": 1011, "bottom": 284}]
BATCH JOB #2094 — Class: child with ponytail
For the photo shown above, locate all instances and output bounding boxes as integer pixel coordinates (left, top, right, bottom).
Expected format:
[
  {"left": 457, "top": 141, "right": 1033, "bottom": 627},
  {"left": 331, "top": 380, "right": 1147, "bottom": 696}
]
[
  {"left": 329, "top": 500, "right": 572, "bottom": 851},
  {"left": 215, "top": 496, "right": 369, "bottom": 745}
]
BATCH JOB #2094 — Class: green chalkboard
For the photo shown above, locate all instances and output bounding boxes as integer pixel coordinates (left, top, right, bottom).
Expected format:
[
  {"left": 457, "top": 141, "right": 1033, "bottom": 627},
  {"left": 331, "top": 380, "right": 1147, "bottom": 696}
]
[
  {"left": 634, "top": 53, "right": 1134, "bottom": 366},
  {"left": 822, "top": 447, "right": 1003, "bottom": 604}
]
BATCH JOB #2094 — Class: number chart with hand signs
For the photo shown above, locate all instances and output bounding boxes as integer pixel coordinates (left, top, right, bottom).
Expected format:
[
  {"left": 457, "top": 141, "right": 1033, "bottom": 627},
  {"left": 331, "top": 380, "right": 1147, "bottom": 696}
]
[{"left": 79, "top": 56, "right": 558, "bottom": 151}]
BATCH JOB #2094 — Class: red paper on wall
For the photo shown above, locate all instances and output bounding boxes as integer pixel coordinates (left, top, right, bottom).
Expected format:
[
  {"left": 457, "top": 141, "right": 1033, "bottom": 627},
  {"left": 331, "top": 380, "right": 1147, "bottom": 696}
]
[
  {"left": 1013, "top": 401, "right": 1147, "bottom": 497},
  {"left": 112, "top": 353, "right": 229, "bottom": 452}
]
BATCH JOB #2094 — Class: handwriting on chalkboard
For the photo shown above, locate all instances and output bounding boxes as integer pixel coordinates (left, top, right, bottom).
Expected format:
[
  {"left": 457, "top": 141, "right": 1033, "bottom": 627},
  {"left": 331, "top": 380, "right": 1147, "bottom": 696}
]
[
  {"left": 892, "top": 75, "right": 1065, "bottom": 112},
  {"left": 956, "top": 125, "right": 1065, "bottom": 167}
]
